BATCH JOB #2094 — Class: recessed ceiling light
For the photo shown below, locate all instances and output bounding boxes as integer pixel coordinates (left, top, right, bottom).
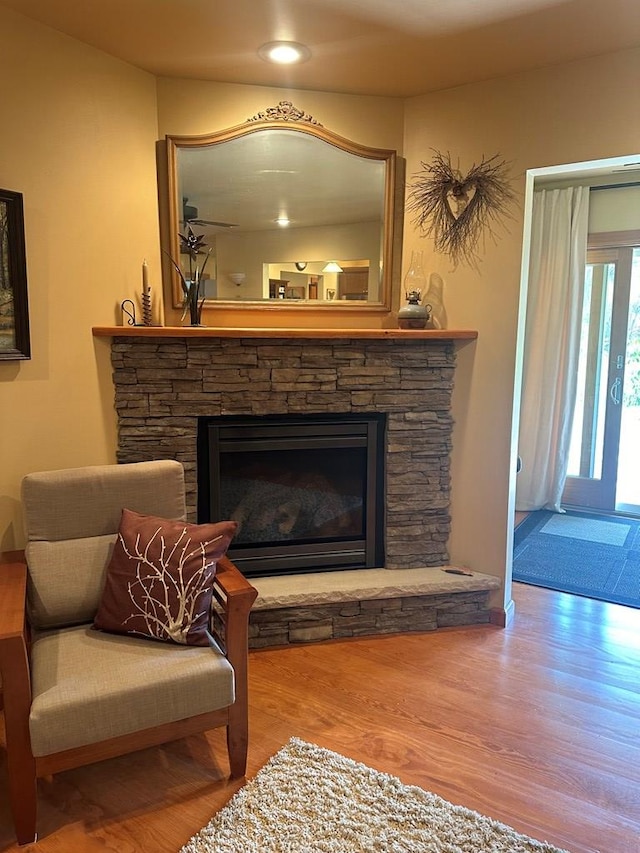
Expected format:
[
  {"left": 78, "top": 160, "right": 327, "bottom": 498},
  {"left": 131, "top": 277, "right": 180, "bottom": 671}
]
[
  {"left": 259, "top": 41, "right": 311, "bottom": 65},
  {"left": 275, "top": 216, "right": 291, "bottom": 227}
]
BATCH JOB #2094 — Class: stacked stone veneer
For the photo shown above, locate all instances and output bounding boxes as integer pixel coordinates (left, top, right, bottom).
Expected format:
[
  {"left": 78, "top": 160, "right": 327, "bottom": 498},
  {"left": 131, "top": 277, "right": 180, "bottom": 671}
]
[
  {"left": 110, "top": 335, "right": 455, "bottom": 569},
  {"left": 249, "top": 590, "right": 493, "bottom": 648}
]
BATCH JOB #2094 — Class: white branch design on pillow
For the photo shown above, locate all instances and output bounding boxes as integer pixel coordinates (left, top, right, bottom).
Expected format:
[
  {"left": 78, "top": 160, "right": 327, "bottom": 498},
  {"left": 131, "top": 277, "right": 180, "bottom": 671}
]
[{"left": 119, "top": 525, "right": 220, "bottom": 643}]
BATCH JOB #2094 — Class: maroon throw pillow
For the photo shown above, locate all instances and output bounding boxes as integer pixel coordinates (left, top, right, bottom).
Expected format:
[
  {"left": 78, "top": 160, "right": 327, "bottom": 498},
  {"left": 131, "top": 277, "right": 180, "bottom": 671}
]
[{"left": 94, "top": 509, "right": 237, "bottom": 646}]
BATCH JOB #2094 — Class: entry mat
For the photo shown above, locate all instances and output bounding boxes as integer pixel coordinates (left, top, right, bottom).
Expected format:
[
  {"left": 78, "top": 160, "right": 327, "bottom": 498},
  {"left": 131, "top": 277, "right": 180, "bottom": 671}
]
[{"left": 513, "top": 509, "right": 640, "bottom": 608}]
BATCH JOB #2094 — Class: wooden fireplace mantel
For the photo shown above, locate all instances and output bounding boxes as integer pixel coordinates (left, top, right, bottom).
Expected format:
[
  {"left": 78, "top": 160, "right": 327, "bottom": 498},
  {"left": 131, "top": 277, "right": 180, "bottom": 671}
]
[{"left": 92, "top": 326, "right": 478, "bottom": 341}]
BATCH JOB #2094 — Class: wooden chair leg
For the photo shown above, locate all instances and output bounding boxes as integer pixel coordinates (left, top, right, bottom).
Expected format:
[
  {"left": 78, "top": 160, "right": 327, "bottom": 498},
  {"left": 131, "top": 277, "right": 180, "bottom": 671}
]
[
  {"left": 226, "top": 703, "right": 249, "bottom": 779},
  {"left": 7, "top": 749, "right": 38, "bottom": 844}
]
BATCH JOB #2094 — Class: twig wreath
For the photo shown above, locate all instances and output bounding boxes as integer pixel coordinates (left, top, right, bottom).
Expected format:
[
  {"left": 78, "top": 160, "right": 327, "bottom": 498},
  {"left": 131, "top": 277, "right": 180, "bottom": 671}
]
[{"left": 406, "top": 150, "right": 515, "bottom": 268}]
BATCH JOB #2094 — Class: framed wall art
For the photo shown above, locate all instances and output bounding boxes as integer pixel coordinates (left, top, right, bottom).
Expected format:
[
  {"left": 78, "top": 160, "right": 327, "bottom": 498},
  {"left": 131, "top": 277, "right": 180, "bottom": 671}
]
[{"left": 0, "top": 188, "right": 31, "bottom": 360}]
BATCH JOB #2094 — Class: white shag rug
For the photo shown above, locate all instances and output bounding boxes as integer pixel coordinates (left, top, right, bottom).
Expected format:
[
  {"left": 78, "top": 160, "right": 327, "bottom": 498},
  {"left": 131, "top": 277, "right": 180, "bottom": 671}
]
[{"left": 180, "top": 737, "right": 571, "bottom": 853}]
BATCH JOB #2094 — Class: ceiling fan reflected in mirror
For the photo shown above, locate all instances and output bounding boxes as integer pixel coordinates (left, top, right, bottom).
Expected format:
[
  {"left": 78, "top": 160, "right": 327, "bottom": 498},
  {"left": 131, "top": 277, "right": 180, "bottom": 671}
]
[{"left": 181, "top": 197, "right": 237, "bottom": 229}]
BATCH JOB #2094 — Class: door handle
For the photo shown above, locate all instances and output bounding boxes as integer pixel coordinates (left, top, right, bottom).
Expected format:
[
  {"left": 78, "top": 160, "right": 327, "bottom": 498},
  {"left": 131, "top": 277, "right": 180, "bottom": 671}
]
[{"left": 610, "top": 376, "right": 622, "bottom": 405}]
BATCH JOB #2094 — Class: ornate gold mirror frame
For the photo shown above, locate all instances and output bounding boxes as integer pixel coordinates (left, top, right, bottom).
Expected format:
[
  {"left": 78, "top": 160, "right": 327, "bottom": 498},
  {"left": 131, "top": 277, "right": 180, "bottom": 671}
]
[{"left": 160, "top": 102, "right": 404, "bottom": 321}]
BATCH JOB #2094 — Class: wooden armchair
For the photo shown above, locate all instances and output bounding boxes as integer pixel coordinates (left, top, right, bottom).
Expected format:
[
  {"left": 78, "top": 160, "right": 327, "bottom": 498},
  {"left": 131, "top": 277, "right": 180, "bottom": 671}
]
[{"left": 0, "top": 461, "right": 257, "bottom": 845}]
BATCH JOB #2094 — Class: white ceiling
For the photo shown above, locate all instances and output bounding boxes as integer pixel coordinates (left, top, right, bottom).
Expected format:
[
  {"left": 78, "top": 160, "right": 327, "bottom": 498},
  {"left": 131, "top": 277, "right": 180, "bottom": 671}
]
[
  {"left": 2, "top": 0, "right": 639, "bottom": 98},
  {"left": 178, "top": 129, "right": 387, "bottom": 233}
]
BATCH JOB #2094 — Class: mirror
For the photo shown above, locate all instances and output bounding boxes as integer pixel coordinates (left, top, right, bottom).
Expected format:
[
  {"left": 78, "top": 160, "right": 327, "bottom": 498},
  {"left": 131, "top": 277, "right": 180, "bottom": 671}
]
[{"left": 162, "top": 102, "right": 402, "bottom": 313}]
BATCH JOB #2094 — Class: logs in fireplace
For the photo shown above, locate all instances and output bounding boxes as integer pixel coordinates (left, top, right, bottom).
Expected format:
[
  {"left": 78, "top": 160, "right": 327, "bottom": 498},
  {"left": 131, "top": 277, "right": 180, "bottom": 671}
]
[{"left": 198, "top": 413, "right": 385, "bottom": 577}]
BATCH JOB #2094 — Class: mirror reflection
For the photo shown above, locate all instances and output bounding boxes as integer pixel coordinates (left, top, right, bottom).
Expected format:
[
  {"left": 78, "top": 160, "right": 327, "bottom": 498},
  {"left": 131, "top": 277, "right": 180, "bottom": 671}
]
[
  {"left": 164, "top": 109, "right": 399, "bottom": 310},
  {"left": 264, "top": 260, "right": 371, "bottom": 302}
]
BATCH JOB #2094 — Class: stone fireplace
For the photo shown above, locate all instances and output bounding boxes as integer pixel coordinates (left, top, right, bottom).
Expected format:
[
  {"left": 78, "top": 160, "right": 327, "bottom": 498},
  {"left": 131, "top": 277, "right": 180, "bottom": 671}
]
[
  {"left": 110, "top": 332, "right": 454, "bottom": 569},
  {"left": 97, "top": 326, "right": 499, "bottom": 645}
]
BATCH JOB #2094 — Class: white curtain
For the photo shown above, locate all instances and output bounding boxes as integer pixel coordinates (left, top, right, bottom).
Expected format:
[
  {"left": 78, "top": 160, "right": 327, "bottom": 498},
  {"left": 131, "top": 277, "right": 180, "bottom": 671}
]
[{"left": 516, "top": 186, "right": 590, "bottom": 512}]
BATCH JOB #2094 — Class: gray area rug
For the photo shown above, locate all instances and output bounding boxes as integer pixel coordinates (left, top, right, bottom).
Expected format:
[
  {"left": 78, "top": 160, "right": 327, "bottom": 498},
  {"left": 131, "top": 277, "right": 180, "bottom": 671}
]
[{"left": 180, "top": 737, "right": 570, "bottom": 852}]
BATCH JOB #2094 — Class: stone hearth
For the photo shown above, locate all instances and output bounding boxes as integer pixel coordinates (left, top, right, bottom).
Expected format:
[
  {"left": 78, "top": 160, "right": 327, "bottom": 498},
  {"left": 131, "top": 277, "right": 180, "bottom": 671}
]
[
  {"left": 249, "top": 567, "right": 500, "bottom": 647},
  {"left": 97, "top": 326, "right": 490, "bottom": 645}
]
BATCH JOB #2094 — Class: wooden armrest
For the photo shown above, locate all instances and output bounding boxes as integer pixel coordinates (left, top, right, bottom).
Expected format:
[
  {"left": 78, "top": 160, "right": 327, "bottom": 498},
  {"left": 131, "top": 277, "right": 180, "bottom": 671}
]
[
  {"left": 0, "top": 552, "right": 35, "bottom": 844},
  {"left": 0, "top": 549, "right": 26, "bottom": 564},
  {"left": 0, "top": 552, "right": 32, "bottom": 736},
  {"left": 211, "top": 556, "right": 257, "bottom": 679},
  {"left": 215, "top": 556, "right": 258, "bottom": 608},
  {"left": 0, "top": 553, "right": 28, "bottom": 641}
]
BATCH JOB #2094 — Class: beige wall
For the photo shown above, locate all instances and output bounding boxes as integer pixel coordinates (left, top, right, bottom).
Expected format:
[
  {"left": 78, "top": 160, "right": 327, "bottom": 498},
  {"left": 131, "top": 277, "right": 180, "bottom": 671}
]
[
  {"left": 0, "top": 7, "right": 160, "bottom": 550},
  {"left": 1, "top": 3, "right": 638, "bottom": 618},
  {"left": 404, "top": 47, "right": 640, "bottom": 610}
]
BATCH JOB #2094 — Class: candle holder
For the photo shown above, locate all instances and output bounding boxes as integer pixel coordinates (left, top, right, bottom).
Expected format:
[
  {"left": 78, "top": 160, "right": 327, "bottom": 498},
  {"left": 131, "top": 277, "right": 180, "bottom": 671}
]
[
  {"left": 142, "top": 288, "right": 153, "bottom": 326},
  {"left": 121, "top": 299, "right": 139, "bottom": 326}
]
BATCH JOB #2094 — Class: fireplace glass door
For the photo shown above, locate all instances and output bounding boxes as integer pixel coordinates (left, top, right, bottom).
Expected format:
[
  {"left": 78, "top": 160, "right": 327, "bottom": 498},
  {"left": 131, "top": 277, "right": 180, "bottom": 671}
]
[{"left": 198, "top": 414, "right": 385, "bottom": 576}]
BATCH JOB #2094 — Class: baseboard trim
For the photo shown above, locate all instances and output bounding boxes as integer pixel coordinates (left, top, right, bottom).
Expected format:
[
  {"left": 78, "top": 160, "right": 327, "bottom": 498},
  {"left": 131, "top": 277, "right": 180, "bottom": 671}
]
[{"left": 490, "top": 599, "right": 516, "bottom": 628}]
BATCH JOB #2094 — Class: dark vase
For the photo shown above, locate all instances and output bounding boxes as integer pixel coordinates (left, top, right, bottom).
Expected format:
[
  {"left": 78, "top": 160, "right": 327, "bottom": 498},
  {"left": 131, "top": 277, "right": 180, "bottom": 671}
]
[
  {"left": 184, "top": 280, "right": 205, "bottom": 326},
  {"left": 189, "top": 297, "right": 204, "bottom": 326}
]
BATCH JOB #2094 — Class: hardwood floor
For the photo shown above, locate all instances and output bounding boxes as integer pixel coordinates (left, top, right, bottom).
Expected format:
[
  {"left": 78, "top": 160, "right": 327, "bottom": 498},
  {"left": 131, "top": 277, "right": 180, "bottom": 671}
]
[{"left": 1, "top": 582, "right": 638, "bottom": 852}]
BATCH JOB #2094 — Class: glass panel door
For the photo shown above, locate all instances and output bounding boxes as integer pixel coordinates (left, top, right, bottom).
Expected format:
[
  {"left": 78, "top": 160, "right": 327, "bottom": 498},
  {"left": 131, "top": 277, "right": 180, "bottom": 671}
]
[
  {"left": 616, "top": 247, "right": 640, "bottom": 512},
  {"left": 563, "top": 247, "right": 634, "bottom": 509}
]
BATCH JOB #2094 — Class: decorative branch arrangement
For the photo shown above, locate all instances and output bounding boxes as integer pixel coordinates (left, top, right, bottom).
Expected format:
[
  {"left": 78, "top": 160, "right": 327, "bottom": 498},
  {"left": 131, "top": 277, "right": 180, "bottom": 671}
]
[
  {"left": 164, "top": 224, "right": 212, "bottom": 325},
  {"left": 406, "top": 151, "right": 515, "bottom": 268}
]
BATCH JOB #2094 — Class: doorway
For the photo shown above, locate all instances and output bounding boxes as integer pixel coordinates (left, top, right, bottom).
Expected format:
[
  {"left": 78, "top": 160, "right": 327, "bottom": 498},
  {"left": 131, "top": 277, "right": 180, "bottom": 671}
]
[
  {"left": 563, "top": 243, "right": 640, "bottom": 513},
  {"left": 510, "top": 154, "right": 640, "bottom": 604}
]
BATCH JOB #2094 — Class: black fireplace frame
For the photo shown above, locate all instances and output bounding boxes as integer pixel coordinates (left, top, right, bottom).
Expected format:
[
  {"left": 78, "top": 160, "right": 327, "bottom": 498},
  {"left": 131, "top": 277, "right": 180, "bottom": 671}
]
[{"left": 197, "top": 413, "right": 386, "bottom": 577}]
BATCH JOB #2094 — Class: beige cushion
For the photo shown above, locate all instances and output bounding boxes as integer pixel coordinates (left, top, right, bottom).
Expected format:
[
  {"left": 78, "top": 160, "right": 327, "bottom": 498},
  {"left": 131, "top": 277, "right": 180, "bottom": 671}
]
[
  {"left": 29, "top": 624, "right": 235, "bottom": 757},
  {"left": 94, "top": 510, "right": 237, "bottom": 646},
  {"left": 23, "top": 461, "right": 186, "bottom": 629},
  {"left": 26, "top": 535, "right": 116, "bottom": 629}
]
